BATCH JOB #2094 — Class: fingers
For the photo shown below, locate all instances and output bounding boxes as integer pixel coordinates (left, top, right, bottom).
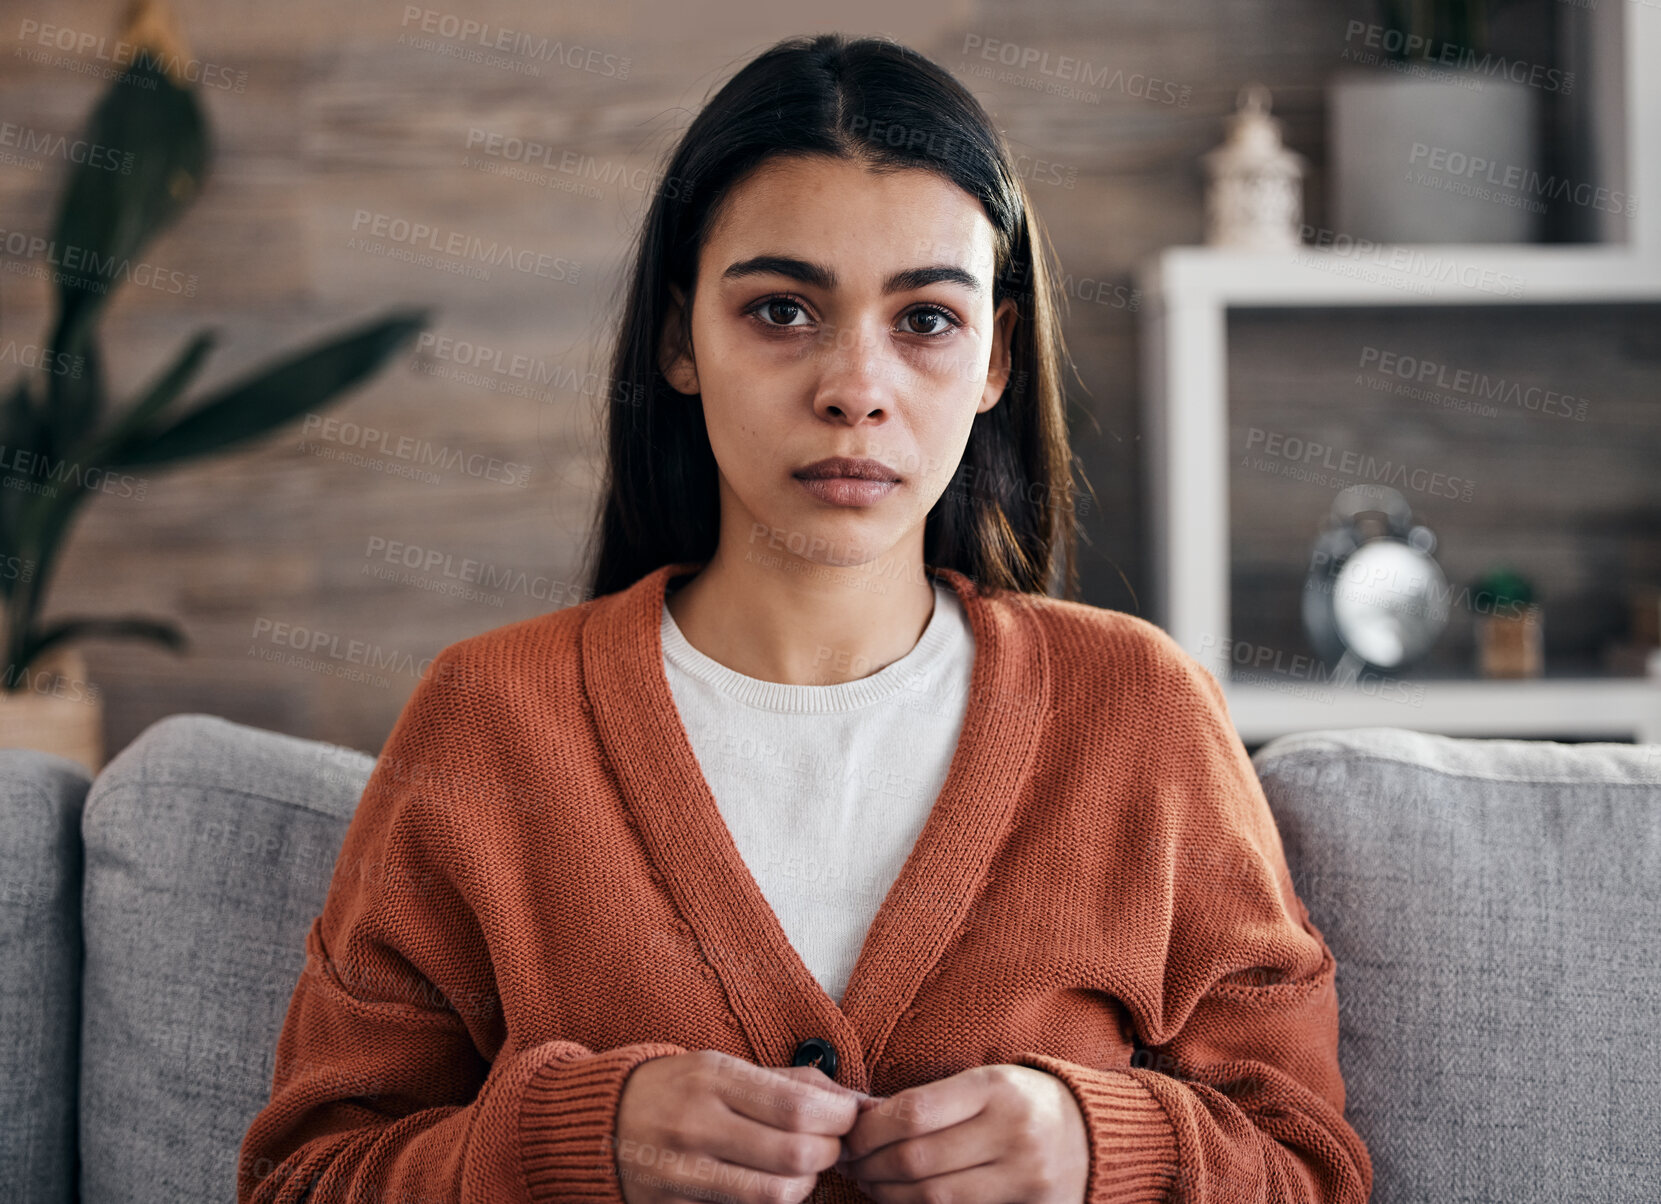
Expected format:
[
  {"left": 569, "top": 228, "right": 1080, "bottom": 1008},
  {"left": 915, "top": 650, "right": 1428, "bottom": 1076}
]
[
  {"left": 840, "top": 1109, "right": 998, "bottom": 1185},
  {"left": 615, "top": 1052, "right": 882, "bottom": 1204},
  {"left": 839, "top": 1074, "right": 987, "bottom": 1161},
  {"left": 687, "top": 1062, "right": 864, "bottom": 1187},
  {"left": 687, "top": 1107, "right": 848, "bottom": 1182},
  {"left": 713, "top": 1060, "right": 866, "bottom": 1136},
  {"left": 847, "top": 1156, "right": 1020, "bottom": 1204},
  {"left": 613, "top": 1131, "right": 820, "bottom": 1204}
]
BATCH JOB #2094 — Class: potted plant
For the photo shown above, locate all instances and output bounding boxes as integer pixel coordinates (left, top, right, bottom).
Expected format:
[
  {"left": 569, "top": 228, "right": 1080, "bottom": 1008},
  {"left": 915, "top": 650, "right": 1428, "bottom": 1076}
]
[
  {"left": 1471, "top": 566, "right": 1543, "bottom": 678},
  {"left": 0, "top": 1, "right": 429, "bottom": 772},
  {"left": 1327, "top": 0, "right": 1547, "bottom": 243}
]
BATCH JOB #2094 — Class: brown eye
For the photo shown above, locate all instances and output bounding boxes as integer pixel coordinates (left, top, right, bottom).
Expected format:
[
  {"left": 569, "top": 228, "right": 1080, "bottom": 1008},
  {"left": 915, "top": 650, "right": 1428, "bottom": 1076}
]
[
  {"left": 751, "top": 298, "right": 808, "bottom": 328},
  {"left": 904, "top": 305, "right": 960, "bottom": 337}
]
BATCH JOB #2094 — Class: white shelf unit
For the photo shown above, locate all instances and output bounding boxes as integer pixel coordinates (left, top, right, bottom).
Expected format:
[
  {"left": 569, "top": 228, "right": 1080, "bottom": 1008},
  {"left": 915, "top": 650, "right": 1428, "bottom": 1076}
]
[
  {"left": 1138, "top": 5, "right": 1661, "bottom": 744},
  {"left": 1225, "top": 679, "right": 1661, "bottom": 746}
]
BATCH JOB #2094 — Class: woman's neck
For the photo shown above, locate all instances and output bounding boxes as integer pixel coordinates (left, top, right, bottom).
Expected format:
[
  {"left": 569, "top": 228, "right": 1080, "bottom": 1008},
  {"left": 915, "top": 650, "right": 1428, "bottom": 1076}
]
[{"left": 663, "top": 548, "right": 937, "bottom": 687}]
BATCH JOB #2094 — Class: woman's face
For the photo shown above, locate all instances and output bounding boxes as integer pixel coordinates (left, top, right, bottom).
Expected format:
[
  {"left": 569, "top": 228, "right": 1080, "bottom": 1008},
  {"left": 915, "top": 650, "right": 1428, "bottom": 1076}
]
[{"left": 659, "top": 154, "right": 1019, "bottom": 573}]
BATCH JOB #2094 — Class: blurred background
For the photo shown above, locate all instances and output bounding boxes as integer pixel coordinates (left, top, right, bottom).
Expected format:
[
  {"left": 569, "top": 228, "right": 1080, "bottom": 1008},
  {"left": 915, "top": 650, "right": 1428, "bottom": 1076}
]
[{"left": 1, "top": 0, "right": 1657, "bottom": 763}]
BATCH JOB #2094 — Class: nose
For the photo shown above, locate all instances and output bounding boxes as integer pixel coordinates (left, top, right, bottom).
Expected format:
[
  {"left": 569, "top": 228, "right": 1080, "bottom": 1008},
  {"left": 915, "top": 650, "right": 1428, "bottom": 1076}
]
[{"left": 811, "top": 320, "right": 898, "bottom": 425}]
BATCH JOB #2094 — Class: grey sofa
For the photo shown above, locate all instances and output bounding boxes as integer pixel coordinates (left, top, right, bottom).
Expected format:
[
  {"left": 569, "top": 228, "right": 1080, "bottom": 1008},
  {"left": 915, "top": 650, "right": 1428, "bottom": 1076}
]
[{"left": 2, "top": 713, "right": 1658, "bottom": 1202}]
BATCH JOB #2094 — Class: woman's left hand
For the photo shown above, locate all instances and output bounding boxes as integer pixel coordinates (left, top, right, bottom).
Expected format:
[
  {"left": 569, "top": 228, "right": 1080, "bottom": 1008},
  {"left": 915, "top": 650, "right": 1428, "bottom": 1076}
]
[{"left": 835, "top": 1063, "right": 1089, "bottom": 1204}]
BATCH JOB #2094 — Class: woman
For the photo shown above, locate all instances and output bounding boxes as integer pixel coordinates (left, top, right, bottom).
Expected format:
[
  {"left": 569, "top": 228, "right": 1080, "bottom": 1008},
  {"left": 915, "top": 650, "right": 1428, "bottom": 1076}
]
[{"left": 239, "top": 33, "right": 1371, "bottom": 1204}]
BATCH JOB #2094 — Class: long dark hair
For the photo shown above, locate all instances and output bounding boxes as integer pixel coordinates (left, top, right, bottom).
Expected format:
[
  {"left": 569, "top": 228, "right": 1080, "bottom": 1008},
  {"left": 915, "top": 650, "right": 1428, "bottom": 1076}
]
[{"left": 580, "top": 32, "right": 1083, "bottom": 601}]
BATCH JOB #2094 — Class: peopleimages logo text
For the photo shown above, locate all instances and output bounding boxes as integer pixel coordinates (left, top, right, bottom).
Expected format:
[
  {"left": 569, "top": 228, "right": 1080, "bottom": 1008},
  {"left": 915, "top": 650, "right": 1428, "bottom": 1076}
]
[
  {"left": 298, "top": 414, "right": 532, "bottom": 487},
  {"left": 348, "top": 211, "right": 580, "bottom": 282},
  {"left": 398, "top": 7, "right": 631, "bottom": 78},
  {"left": 1342, "top": 21, "right": 1573, "bottom": 93},
  {"left": 1243, "top": 427, "right": 1474, "bottom": 502},
  {"left": 1409, "top": 143, "right": 1636, "bottom": 217}
]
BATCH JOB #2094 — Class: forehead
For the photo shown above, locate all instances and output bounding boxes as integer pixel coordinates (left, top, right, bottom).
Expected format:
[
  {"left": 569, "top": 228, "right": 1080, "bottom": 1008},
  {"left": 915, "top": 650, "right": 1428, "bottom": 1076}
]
[{"left": 702, "top": 155, "right": 996, "bottom": 278}]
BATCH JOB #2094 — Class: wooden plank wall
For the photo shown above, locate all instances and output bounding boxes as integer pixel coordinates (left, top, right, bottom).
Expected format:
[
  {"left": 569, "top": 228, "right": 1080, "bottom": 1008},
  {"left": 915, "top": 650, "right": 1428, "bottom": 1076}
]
[{"left": 1, "top": 0, "right": 1621, "bottom": 756}]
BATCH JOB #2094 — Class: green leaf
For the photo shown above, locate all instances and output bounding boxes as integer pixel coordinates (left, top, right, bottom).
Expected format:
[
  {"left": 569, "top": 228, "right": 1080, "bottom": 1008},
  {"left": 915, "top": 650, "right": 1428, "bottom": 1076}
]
[
  {"left": 1471, "top": 567, "right": 1535, "bottom": 609},
  {"left": 0, "top": 376, "right": 38, "bottom": 575},
  {"left": 98, "top": 329, "right": 218, "bottom": 453},
  {"left": 44, "top": 331, "right": 105, "bottom": 464},
  {"left": 7, "top": 473, "right": 97, "bottom": 671},
  {"left": 15, "top": 614, "right": 187, "bottom": 677},
  {"left": 110, "top": 308, "right": 430, "bottom": 468},
  {"left": 47, "top": 58, "right": 209, "bottom": 444},
  {"left": 4, "top": 327, "right": 215, "bottom": 666}
]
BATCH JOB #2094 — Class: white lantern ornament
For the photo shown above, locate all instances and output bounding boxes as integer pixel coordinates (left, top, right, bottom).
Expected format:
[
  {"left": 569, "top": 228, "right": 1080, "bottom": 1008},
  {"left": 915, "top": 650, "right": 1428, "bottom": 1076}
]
[{"left": 1201, "top": 83, "right": 1306, "bottom": 250}]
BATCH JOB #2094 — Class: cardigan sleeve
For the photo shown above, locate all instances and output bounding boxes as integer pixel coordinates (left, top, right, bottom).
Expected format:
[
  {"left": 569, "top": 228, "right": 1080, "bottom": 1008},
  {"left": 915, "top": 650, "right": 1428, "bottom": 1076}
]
[
  {"left": 1012, "top": 638, "right": 1373, "bottom": 1204},
  {"left": 237, "top": 918, "right": 687, "bottom": 1203},
  {"left": 237, "top": 646, "right": 688, "bottom": 1203}
]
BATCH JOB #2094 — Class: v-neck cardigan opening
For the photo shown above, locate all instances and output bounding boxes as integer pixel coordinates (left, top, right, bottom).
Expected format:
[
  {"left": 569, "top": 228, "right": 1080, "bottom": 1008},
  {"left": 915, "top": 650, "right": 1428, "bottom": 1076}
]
[{"left": 579, "top": 560, "right": 1053, "bottom": 1091}]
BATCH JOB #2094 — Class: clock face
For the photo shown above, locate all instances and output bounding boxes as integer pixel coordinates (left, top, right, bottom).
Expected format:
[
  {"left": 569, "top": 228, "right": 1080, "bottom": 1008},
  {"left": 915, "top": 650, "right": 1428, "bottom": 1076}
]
[{"left": 1331, "top": 539, "right": 1451, "bottom": 669}]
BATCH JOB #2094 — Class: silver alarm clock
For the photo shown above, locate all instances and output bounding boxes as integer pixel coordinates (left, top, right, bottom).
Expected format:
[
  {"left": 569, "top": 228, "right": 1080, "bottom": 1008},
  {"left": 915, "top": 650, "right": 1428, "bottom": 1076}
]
[{"left": 1302, "top": 484, "right": 1450, "bottom": 678}]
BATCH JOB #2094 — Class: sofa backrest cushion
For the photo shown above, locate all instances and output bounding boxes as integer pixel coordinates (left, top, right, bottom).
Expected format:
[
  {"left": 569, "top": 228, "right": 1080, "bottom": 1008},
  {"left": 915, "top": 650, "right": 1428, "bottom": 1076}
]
[
  {"left": 78, "top": 713, "right": 373, "bottom": 1203},
  {"left": 1253, "top": 728, "right": 1661, "bottom": 1204},
  {"left": 0, "top": 749, "right": 91, "bottom": 1203}
]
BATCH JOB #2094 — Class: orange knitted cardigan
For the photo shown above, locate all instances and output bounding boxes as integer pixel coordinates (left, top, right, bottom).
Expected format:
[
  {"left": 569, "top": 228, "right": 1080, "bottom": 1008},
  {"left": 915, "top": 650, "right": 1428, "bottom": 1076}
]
[{"left": 238, "top": 560, "right": 1372, "bottom": 1204}]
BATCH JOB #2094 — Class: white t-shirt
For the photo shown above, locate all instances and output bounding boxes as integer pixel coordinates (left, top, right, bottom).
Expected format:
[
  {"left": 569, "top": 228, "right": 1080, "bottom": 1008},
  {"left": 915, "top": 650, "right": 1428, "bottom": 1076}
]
[{"left": 660, "top": 580, "right": 975, "bottom": 1005}]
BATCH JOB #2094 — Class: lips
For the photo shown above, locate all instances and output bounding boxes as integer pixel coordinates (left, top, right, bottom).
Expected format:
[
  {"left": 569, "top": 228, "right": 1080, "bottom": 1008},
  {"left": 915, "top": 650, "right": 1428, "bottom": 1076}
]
[{"left": 793, "top": 456, "right": 902, "bottom": 482}]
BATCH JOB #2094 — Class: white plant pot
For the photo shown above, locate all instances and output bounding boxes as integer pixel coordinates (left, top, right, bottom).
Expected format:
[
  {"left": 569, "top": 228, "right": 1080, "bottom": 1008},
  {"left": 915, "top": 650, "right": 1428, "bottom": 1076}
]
[{"left": 1328, "top": 66, "right": 1542, "bottom": 244}]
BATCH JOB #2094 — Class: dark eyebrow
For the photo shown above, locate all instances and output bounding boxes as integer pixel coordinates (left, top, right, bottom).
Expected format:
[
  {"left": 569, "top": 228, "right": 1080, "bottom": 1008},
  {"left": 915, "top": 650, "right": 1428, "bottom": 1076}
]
[{"left": 719, "top": 254, "right": 984, "bottom": 297}]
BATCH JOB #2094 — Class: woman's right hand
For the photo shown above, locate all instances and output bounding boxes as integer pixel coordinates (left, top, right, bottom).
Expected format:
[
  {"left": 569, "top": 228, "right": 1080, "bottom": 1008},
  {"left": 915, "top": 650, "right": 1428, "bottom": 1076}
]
[{"left": 615, "top": 1049, "right": 866, "bottom": 1204}]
